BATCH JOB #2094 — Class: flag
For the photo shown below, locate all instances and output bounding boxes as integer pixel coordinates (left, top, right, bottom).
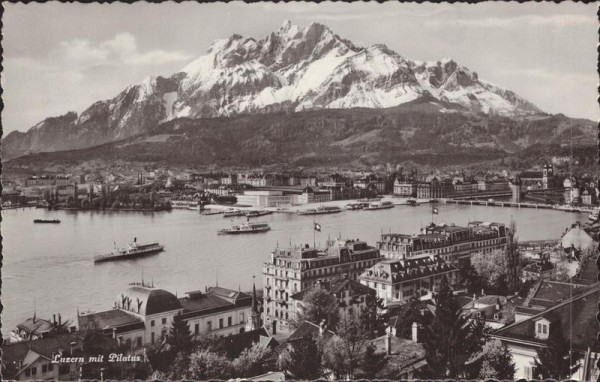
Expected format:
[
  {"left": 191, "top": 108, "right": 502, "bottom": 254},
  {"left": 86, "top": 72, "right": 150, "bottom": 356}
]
[
  {"left": 432, "top": 207, "right": 439, "bottom": 215},
  {"left": 314, "top": 222, "right": 322, "bottom": 232}
]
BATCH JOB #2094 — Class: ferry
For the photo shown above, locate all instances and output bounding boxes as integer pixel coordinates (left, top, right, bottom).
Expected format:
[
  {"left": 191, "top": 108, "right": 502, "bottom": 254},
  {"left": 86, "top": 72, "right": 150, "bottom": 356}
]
[
  {"left": 297, "top": 206, "right": 343, "bottom": 215},
  {"left": 33, "top": 219, "right": 61, "bottom": 224},
  {"left": 94, "top": 239, "right": 164, "bottom": 263},
  {"left": 364, "top": 201, "right": 394, "bottom": 210},
  {"left": 223, "top": 209, "right": 246, "bottom": 218},
  {"left": 246, "top": 210, "right": 273, "bottom": 218},
  {"left": 218, "top": 221, "right": 271, "bottom": 235},
  {"left": 345, "top": 202, "right": 364, "bottom": 210}
]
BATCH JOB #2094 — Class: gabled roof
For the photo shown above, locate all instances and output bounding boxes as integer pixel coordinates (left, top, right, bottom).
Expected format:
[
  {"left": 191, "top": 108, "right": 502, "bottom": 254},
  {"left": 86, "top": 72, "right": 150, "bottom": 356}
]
[
  {"left": 494, "top": 286, "right": 600, "bottom": 352},
  {"left": 15, "top": 317, "right": 56, "bottom": 336},
  {"left": 2, "top": 332, "right": 84, "bottom": 366},
  {"left": 287, "top": 321, "right": 335, "bottom": 343},
  {"left": 78, "top": 309, "right": 144, "bottom": 333}
]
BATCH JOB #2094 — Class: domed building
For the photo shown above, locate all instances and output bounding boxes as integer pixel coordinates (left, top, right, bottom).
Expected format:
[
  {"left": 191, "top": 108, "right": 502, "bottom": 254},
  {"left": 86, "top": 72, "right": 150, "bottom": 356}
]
[{"left": 115, "top": 285, "right": 182, "bottom": 317}]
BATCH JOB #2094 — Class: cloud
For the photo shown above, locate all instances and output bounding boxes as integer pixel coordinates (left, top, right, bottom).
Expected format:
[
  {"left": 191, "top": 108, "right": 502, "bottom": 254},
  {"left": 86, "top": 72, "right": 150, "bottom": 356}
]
[
  {"left": 53, "top": 33, "right": 193, "bottom": 69},
  {"left": 498, "top": 68, "right": 596, "bottom": 84},
  {"left": 425, "top": 14, "right": 596, "bottom": 29}
]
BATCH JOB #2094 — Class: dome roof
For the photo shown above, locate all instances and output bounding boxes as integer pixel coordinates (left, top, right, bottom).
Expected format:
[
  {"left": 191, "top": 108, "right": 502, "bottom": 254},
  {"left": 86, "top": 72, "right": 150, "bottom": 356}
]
[{"left": 116, "top": 285, "right": 182, "bottom": 316}]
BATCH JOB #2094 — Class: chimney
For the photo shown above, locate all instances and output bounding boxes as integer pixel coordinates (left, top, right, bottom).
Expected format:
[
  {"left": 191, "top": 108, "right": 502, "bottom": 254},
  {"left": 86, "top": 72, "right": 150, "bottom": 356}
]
[
  {"left": 58, "top": 314, "right": 62, "bottom": 326},
  {"left": 385, "top": 332, "right": 392, "bottom": 355},
  {"left": 496, "top": 298, "right": 501, "bottom": 311},
  {"left": 53, "top": 314, "right": 57, "bottom": 325},
  {"left": 412, "top": 322, "right": 419, "bottom": 343},
  {"left": 69, "top": 341, "right": 76, "bottom": 355},
  {"left": 112, "top": 328, "right": 117, "bottom": 339}
]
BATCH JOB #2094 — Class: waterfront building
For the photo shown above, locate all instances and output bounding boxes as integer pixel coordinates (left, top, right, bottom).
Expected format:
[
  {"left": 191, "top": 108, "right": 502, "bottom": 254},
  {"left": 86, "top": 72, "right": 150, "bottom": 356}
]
[
  {"left": 519, "top": 164, "right": 555, "bottom": 190},
  {"left": 262, "top": 239, "right": 381, "bottom": 327},
  {"left": 78, "top": 282, "right": 255, "bottom": 347},
  {"left": 493, "top": 286, "right": 600, "bottom": 381},
  {"left": 1, "top": 333, "right": 84, "bottom": 381},
  {"left": 416, "top": 178, "right": 453, "bottom": 199},
  {"left": 296, "top": 186, "right": 332, "bottom": 204},
  {"left": 393, "top": 179, "right": 417, "bottom": 197},
  {"left": 290, "top": 277, "right": 375, "bottom": 322},
  {"left": 24, "top": 174, "right": 72, "bottom": 187},
  {"left": 235, "top": 190, "right": 294, "bottom": 207},
  {"left": 452, "top": 180, "right": 479, "bottom": 195},
  {"left": 353, "top": 174, "right": 386, "bottom": 194},
  {"left": 376, "top": 221, "right": 507, "bottom": 268},
  {"left": 358, "top": 254, "right": 458, "bottom": 304}
]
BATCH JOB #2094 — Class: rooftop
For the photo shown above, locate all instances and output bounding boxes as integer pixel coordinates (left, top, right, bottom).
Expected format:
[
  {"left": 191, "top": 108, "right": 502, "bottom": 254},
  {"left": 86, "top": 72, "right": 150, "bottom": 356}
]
[
  {"left": 116, "top": 284, "right": 182, "bottom": 316},
  {"left": 78, "top": 309, "right": 144, "bottom": 332},
  {"left": 2, "top": 332, "right": 84, "bottom": 366},
  {"left": 495, "top": 285, "right": 600, "bottom": 352},
  {"left": 287, "top": 321, "right": 335, "bottom": 343},
  {"left": 291, "top": 277, "right": 374, "bottom": 301},
  {"left": 371, "top": 335, "right": 426, "bottom": 375}
]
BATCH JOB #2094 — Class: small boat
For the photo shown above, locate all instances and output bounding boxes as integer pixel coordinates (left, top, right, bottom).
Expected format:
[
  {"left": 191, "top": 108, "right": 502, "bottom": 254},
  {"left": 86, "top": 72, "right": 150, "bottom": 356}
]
[
  {"left": 94, "top": 239, "right": 164, "bottom": 263},
  {"left": 245, "top": 210, "right": 273, "bottom": 218},
  {"left": 345, "top": 202, "right": 363, "bottom": 210},
  {"left": 33, "top": 219, "right": 61, "bottom": 224},
  {"left": 407, "top": 199, "right": 419, "bottom": 206},
  {"left": 297, "top": 206, "right": 343, "bottom": 215},
  {"left": 364, "top": 201, "right": 394, "bottom": 210},
  {"left": 218, "top": 221, "right": 271, "bottom": 235},
  {"left": 223, "top": 209, "right": 246, "bottom": 218},
  {"left": 201, "top": 209, "right": 224, "bottom": 216}
]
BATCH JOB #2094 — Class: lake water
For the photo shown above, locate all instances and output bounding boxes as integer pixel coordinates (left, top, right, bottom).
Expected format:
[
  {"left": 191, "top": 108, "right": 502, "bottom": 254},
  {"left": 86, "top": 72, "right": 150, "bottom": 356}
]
[{"left": 1, "top": 204, "right": 586, "bottom": 333}]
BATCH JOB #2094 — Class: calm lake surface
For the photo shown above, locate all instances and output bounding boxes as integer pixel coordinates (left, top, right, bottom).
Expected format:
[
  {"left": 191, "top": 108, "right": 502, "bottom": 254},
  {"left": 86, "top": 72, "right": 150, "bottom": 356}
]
[{"left": 2, "top": 204, "right": 586, "bottom": 332}]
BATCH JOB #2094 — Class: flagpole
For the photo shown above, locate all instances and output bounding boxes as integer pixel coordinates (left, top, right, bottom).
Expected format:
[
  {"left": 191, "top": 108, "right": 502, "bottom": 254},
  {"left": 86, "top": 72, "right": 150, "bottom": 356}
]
[{"left": 313, "top": 218, "right": 316, "bottom": 249}]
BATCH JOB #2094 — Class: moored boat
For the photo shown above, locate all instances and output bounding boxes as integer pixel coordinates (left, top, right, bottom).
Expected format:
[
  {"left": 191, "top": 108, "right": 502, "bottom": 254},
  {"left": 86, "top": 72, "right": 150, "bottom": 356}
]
[
  {"left": 218, "top": 221, "right": 271, "bottom": 235},
  {"left": 94, "top": 239, "right": 164, "bottom": 263},
  {"left": 297, "top": 206, "right": 343, "bottom": 215},
  {"left": 223, "top": 209, "right": 246, "bottom": 218},
  {"left": 245, "top": 210, "right": 273, "bottom": 218},
  {"left": 345, "top": 202, "right": 363, "bottom": 210},
  {"left": 33, "top": 219, "right": 61, "bottom": 224}
]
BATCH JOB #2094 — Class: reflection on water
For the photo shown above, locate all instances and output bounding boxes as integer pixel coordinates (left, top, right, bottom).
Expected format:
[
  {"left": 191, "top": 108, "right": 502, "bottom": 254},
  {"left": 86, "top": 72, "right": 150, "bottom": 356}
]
[{"left": 1, "top": 204, "right": 584, "bottom": 332}]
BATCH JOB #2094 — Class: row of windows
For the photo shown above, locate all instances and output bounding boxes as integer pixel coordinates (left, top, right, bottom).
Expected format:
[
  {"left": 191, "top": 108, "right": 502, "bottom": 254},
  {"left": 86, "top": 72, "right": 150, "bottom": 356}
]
[{"left": 150, "top": 317, "right": 168, "bottom": 327}]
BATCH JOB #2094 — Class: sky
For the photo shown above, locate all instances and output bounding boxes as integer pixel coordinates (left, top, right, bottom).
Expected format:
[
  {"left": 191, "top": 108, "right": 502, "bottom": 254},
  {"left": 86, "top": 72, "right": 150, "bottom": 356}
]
[{"left": 3, "top": 2, "right": 598, "bottom": 134}]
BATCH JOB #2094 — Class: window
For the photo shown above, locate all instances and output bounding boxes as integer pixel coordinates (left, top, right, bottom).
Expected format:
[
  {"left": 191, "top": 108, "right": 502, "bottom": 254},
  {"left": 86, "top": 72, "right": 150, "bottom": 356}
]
[
  {"left": 151, "top": 320, "right": 155, "bottom": 327},
  {"left": 25, "top": 369, "right": 31, "bottom": 377},
  {"left": 31, "top": 367, "right": 37, "bottom": 376},
  {"left": 48, "top": 364, "right": 53, "bottom": 372},
  {"left": 240, "top": 312, "right": 245, "bottom": 323},
  {"left": 228, "top": 316, "right": 232, "bottom": 327},
  {"left": 151, "top": 332, "right": 155, "bottom": 343},
  {"left": 207, "top": 321, "right": 212, "bottom": 331},
  {"left": 42, "top": 365, "right": 48, "bottom": 373},
  {"left": 136, "top": 337, "right": 143, "bottom": 347},
  {"left": 195, "top": 323, "right": 199, "bottom": 334},
  {"left": 162, "top": 318, "right": 167, "bottom": 325},
  {"left": 219, "top": 318, "right": 224, "bottom": 329}
]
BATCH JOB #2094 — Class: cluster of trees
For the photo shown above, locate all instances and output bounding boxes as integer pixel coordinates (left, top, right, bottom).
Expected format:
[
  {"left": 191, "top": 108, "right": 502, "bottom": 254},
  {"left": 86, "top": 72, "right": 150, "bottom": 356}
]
[
  {"left": 147, "top": 314, "right": 276, "bottom": 380},
  {"left": 59, "top": 189, "right": 171, "bottom": 211}
]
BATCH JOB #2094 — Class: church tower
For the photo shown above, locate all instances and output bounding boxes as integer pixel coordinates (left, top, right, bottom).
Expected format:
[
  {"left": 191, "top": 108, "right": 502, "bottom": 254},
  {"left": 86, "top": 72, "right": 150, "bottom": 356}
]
[{"left": 247, "top": 276, "right": 261, "bottom": 331}]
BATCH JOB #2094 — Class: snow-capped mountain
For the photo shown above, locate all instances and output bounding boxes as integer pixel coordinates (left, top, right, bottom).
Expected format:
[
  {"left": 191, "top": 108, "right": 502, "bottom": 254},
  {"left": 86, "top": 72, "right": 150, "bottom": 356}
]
[{"left": 4, "top": 21, "right": 542, "bottom": 159}]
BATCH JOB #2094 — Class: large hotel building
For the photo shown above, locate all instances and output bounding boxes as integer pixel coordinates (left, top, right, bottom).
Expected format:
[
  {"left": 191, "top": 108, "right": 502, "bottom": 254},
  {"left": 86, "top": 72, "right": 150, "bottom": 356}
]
[
  {"left": 262, "top": 239, "right": 381, "bottom": 327},
  {"left": 376, "top": 221, "right": 508, "bottom": 268}
]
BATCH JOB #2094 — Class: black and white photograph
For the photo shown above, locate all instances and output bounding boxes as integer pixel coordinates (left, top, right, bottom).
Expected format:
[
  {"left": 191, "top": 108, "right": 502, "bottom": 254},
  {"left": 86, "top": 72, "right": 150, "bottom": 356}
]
[{"left": 1, "top": 2, "right": 598, "bottom": 380}]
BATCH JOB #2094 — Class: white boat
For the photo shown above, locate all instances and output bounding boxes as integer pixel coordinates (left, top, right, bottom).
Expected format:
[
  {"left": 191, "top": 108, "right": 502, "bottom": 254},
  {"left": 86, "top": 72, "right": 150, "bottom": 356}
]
[
  {"left": 297, "top": 206, "right": 343, "bottom": 215},
  {"left": 218, "top": 221, "right": 271, "bottom": 235},
  {"left": 364, "top": 201, "right": 394, "bottom": 210}
]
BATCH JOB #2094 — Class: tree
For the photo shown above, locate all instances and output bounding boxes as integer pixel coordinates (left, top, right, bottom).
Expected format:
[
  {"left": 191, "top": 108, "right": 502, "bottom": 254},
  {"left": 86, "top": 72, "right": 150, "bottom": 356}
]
[
  {"left": 187, "top": 349, "right": 231, "bottom": 380},
  {"left": 470, "top": 339, "right": 516, "bottom": 380},
  {"left": 471, "top": 249, "right": 508, "bottom": 293},
  {"left": 359, "top": 293, "right": 387, "bottom": 338},
  {"left": 505, "top": 219, "right": 520, "bottom": 295},
  {"left": 292, "top": 288, "right": 340, "bottom": 330},
  {"left": 420, "top": 276, "right": 488, "bottom": 378},
  {"left": 322, "top": 311, "right": 371, "bottom": 379},
  {"left": 277, "top": 335, "right": 322, "bottom": 380},
  {"left": 167, "top": 313, "right": 193, "bottom": 355},
  {"left": 534, "top": 322, "right": 580, "bottom": 379},
  {"left": 360, "top": 343, "right": 388, "bottom": 379},
  {"left": 232, "top": 343, "right": 275, "bottom": 378}
]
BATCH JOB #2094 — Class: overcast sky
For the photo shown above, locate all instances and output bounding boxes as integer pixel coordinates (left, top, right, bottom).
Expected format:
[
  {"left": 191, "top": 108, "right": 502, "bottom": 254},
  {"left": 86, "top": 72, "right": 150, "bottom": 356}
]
[{"left": 3, "top": 2, "right": 597, "bottom": 134}]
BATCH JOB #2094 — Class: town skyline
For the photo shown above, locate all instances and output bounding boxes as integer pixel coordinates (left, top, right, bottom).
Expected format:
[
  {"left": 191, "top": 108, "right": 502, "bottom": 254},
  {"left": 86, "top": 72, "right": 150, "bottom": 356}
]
[{"left": 2, "top": 1, "right": 597, "bottom": 135}]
